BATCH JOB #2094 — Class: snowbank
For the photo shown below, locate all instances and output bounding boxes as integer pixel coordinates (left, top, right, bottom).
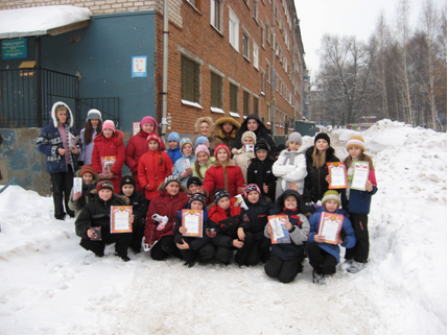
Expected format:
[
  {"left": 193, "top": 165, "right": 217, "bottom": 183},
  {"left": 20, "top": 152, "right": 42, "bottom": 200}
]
[{"left": 0, "top": 119, "right": 446, "bottom": 334}]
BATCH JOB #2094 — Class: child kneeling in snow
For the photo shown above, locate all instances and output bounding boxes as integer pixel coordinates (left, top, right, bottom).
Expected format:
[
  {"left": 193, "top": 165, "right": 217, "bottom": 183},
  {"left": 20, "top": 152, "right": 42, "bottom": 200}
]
[
  {"left": 68, "top": 165, "right": 98, "bottom": 219},
  {"left": 75, "top": 179, "right": 134, "bottom": 262},
  {"left": 144, "top": 175, "right": 190, "bottom": 261},
  {"left": 307, "top": 190, "right": 356, "bottom": 285},
  {"left": 208, "top": 189, "right": 253, "bottom": 266},
  {"left": 173, "top": 193, "right": 215, "bottom": 267},
  {"left": 264, "top": 190, "right": 310, "bottom": 283}
]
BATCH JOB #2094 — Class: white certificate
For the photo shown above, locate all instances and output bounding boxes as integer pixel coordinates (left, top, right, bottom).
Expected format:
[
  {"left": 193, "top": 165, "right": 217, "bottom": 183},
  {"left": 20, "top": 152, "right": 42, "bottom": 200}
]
[
  {"left": 184, "top": 214, "right": 200, "bottom": 235},
  {"left": 114, "top": 211, "right": 130, "bottom": 231},
  {"left": 271, "top": 218, "right": 285, "bottom": 241},
  {"left": 320, "top": 217, "right": 340, "bottom": 242},
  {"left": 246, "top": 144, "right": 255, "bottom": 159},
  {"left": 73, "top": 177, "right": 83, "bottom": 194},
  {"left": 330, "top": 166, "right": 346, "bottom": 187},
  {"left": 351, "top": 161, "right": 370, "bottom": 191},
  {"left": 182, "top": 158, "right": 191, "bottom": 170}
]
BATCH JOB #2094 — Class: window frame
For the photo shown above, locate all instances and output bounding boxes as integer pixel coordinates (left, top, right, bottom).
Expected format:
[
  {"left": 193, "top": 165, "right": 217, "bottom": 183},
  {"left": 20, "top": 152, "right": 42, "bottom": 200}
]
[
  {"left": 229, "top": 81, "right": 239, "bottom": 114},
  {"left": 210, "top": 0, "right": 222, "bottom": 32},
  {"left": 181, "top": 54, "right": 201, "bottom": 104},
  {"left": 210, "top": 70, "right": 223, "bottom": 109},
  {"left": 228, "top": 7, "right": 240, "bottom": 52}
]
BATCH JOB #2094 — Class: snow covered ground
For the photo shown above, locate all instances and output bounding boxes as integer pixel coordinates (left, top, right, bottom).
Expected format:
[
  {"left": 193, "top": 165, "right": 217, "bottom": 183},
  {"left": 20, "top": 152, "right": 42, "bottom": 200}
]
[{"left": 0, "top": 120, "right": 446, "bottom": 334}]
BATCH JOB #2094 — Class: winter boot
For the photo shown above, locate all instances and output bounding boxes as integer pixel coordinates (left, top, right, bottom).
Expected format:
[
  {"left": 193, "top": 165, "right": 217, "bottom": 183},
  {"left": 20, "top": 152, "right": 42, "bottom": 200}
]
[
  {"left": 312, "top": 271, "right": 326, "bottom": 285},
  {"left": 347, "top": 261, "right": 367, "bottom": 273}
]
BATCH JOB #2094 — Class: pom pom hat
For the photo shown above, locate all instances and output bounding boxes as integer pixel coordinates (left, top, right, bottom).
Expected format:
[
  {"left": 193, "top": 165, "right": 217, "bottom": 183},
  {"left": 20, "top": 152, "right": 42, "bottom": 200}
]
[{"left": 346, "top": 135, "right": 365, "bottom": 151}]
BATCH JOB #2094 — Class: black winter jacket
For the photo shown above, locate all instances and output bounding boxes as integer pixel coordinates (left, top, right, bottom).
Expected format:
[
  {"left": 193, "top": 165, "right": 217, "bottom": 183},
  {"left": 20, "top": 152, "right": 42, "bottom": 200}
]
[
  {"left": 173, "top": 207, "right": 212, "bottom": 251},
  {"left": 75, "top": 194, "right": 130, "bottom": 239},
  {"left": 247, "top": 155, "right": 277, "bottom": 202},
  {"left": 245, "top": 197, "right": 275, "bottom": 241},
  {"left": 303, "top": 146, "right": 340, "bottom": 203},
  {"left": 118, "top": 190, "right": 147, "bottom": 225},
  {"left": 208, "top": 205, "right": 251, "bottom": 248},
  {"left": 232, "top": 114, "right": 276, "bottom": 151}
]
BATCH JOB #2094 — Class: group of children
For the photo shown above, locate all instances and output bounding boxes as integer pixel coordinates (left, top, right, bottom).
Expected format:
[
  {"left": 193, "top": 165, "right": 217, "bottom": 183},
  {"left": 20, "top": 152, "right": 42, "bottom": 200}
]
[{"left": 38, "top": 103, "right": 377, "bottom": 283}]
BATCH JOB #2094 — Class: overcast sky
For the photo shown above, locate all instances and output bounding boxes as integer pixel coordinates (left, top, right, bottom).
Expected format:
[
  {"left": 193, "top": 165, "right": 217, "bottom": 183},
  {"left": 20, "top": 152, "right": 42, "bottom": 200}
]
[{"left": 294, "top": 0, "right": 447, "bottom": 77}]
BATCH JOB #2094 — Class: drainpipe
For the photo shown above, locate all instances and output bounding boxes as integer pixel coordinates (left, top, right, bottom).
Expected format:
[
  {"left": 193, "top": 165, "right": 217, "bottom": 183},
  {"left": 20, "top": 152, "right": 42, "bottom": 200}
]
[
  {"left": 270, "top": 0, "right": 276, "bottom": 136},
  {"left": 160, "top": 0, "right": 169, "bottom": 141}
]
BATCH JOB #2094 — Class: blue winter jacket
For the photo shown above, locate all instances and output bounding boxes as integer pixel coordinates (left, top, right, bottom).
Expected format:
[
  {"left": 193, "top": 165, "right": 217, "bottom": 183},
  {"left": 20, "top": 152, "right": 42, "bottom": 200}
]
[
  {"left": 36, "top": 102, "right": 81, "bottom": 174},
  {"left": 340, "top": 167, "right": 378, "bottom": 215},
  {"left": 167, "top": 146, "right": 182, "bottom": 166},
  {"left": 307, "top": 207, "right": 356, "bottom": 263},
  {"left": 173, "top": 154, "right": 197, "bottom": 186}
]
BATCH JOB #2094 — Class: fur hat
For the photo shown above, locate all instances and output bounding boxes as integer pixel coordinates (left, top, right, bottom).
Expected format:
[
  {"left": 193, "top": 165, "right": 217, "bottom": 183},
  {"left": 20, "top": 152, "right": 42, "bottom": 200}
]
[
  {"left": 167, "top": 132, "right": 181, "bottom": 143},
  {"left": 346, "top": 135, "right": 365, "bottom": 151},
  {"left": 140, "top": 116, "right": 157, "bottom": 130},
  {"left": 120, "top": 175, "right": 135, "bottom": 189},
  {"left": 102, "top": 120, "right": 116, "bottom": 133},
  {"left": 321, "top": 190, "right": 341, "bottom": 207},
  {"left": 241, "top": 131, "right": 257, "bottom": 144},
  {"left": 195, "top": 136, "right": 210, "bottom": 148},
  {"left": 195, "top": 144, "right": 210, "bottom": 157},
  {"left": 213, "top": 189, "right": 230, "bottom": 204},
  {"left": 190, "top": 193, "right": 207, "bottom": 207},
  {"left": 315, "top": 133, "right": 330, "bottom": 145},
  {"left": 194, "top": 116, "right": 215, "bottom": 138},
  {"left": 187, "top": 176, "right": 202, "bottom": 189},
  {"left": 213, "top": 144, "right": 231, "bottom": 158},
  {"left": 286, "top": 132, "right": 302, "bottom": 145},
  {"left": 86, "top": 109, "right": 102, "bottom": 122},
  {"left": 164, "top": 175, "right": 181, "bottom": 188},
  {"left": 255, "top": 138, "right": 271, "bottom": 152},
  {"left": 80, "top": 165, "right": 96, "bottom": 178},
  {"left": 180, "top": 138, "right": 194, "bottom": 152},
  {"left": 245, "top": 184, "right": 261, "bottom": 198},
  {"left": 96, "top": 179, "right": 114, "bottom": 192}
]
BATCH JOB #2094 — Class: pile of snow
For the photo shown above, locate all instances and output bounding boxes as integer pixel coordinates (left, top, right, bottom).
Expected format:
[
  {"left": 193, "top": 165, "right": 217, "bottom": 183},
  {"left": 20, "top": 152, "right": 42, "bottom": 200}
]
[{"left": 0, "top": 120, "right": 446, "bottom": 334}]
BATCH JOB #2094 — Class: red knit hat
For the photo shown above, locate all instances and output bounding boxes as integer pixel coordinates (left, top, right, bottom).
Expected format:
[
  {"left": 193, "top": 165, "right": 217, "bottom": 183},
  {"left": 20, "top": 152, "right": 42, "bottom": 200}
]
[
  {"left": 140, "top": 116, "right": 157, "bottom": 130},
  {"left": 146, "top": 133, "right": 164, "bottom": 148},
  {"left": 213, "top": 144, "right": 231, "bottom": 158},
  {"left": 80, "top": 165, "right": 95, "bottom": 178},
  {"left": 96, "top": 179, "right": 114, "bottom": 192}
]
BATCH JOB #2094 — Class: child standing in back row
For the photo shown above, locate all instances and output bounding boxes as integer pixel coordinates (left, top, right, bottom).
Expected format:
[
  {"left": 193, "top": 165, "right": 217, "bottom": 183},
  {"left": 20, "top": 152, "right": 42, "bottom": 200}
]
[{"left": 340, "top": 135, "right": 377, "bottom": 273}]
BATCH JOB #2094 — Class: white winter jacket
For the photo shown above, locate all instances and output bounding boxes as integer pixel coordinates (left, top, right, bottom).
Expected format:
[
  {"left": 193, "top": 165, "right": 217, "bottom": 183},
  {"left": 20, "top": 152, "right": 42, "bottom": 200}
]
[{"left": 273, "top": 147, "right": 307, "bottom": 199}]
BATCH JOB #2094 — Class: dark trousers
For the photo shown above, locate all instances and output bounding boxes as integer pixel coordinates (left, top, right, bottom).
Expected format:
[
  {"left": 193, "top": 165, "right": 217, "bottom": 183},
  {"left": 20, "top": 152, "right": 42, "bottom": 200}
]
[
  {"left": 150, "top": 236, "right": 182, "bottom": 261},
  {"left": 215, "top": 232, "right": 255, "bottom": 265},
  {"left": 306, "top": 242, "right": 337, "bottom": 275},
  {"left": 345, "top": 213, "right": 369, "bottom": 263},
  {"left": 50, "top": 165, "right": 75, "bottom": 219},
  {"left": 264, "top": 253, "right": 303, "bottom": 284},
  {"left": 80, "top": 228, "right": 132, "bottom": 258},
  {"left": 180, "top": 243, "right": 216, "bottom": 263},
  {"left": 131, "top": 219, "right": 145, "bottom": 252},
  {"left": 246, "top": 236, "right": 271, "bottom": 266}
]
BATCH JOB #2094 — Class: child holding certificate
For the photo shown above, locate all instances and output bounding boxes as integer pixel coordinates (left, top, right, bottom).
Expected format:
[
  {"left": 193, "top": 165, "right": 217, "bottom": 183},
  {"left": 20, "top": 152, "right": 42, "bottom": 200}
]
[
  {"left": 264, "top": 190, "right": 310, "bottom": 283},
  {"left": 231, "top": 131, "right": 257, "bottom": 184},
  {"left": 208, "top": 189, "right": 253, "bottom": 266},
  {"left": 173, "top": 193, "right": 215, "bottom": 267},
  {"left": 172, "top": 138, "right": 196, "bottom": 186},
  {"left": 75, "top": 179, "right": 134, "bottom": 262},
  {"left": 243, "top": 184, "right": 274, "bottom": 265},
  {"left": 340, "top": 135, "right": 378, "bottom": 273},
  {"left": 68, "top": 165, "right": 98, "bottom": 219},
  {"left": 307, "top": 191, "right": 356, "bottom": 285},
  {"left": 144, "top": 175, "right": 190, "bottom": 261}
]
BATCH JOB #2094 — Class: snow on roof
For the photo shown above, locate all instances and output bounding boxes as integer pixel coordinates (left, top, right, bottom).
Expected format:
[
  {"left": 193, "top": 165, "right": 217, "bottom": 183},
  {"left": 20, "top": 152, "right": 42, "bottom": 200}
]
[{"left": 0, "top": 5, "right": 92, "bottom": 39}]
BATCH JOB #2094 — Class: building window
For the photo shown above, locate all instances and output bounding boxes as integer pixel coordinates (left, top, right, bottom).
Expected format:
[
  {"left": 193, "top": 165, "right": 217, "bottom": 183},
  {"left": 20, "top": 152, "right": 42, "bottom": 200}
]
[
  {"left": 253, "top": 41, "right": 259, "bottom": 69},
  {"left": 266, "top": 20, "right": 271, "bottom": 45},
  {"left": 229, "top": 83, "right": 239, "bottom": 113},
  {"left": 243, "top": 31, "right": 250, "bottom": 60},
  {"left": 229, "top": 7, "right": 239, "bottom": 51},
  {"left": 253, "top": 95, "right": 259, "bottom": 115},
  {"left": 211, "top": 71, "right": 223, "bottom": 108},
  {"left": 261, "top": 70, "right": 266, "bottom": 93},
  {"left": 181, "top": 55, "right": 200, "bottom": 103},
  {"left": 210, "top": 0, "right": 221, "bottom": 31},
  {"left": 187, "top": 0, "right": 202, "bottom": 11},
  {"left": 266, "top": 60, "right": 271, "bottom": 83},
  {"left": 261, "top": 22, "right": 265, "bottom": 48},
  {"left": 243, "top": 91, "right": 250, "bottom": 116},
  {"left": 253, "top": 0, "right": 258, "bottom": 21}
]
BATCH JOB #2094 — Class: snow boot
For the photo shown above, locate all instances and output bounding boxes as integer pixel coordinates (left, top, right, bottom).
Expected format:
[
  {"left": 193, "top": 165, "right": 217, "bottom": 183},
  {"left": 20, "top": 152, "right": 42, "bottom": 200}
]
[
  {"left": 347, "top": 261, "right": 367, "bottom": 273},
  {"left": 312, "top": 271, "right": 326, "bottom": 285},
  {"left": 183, "top": 261, "right": 195, "bottom": 268}
]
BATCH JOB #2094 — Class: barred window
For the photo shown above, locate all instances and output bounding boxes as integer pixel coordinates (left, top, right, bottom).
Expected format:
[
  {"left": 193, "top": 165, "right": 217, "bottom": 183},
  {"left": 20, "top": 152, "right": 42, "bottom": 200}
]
[
  {"left": 210, "top": 72, "right": 223, "bottom": 108},
  {"left": 243, "top": 91, "right": 250, "bottom": 116},
  {"left": 230, "top": 83, "right": 238, "bottom": 112},
  {"left": 181, "top": 55, "right": 200, "bottom": 103}
]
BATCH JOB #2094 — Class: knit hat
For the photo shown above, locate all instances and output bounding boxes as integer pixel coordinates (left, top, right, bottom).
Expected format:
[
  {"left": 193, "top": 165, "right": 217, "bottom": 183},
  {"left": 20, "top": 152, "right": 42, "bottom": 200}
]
[
  {"left": 213, "top": 189, "right": 230, "bottom": 204},
  {"left": 187, "top": 176, "right": 202, "bottom": 189},
  {"left": 213, "top": 144, "right": 231, "bottom": 158},
  {"left": 140, "top": 116, "right": 157, "bottom": 130},
  {"left": 195, "top": 136, "right": 210, "bottom": 148},
  {"left": 190, "top": 193, "right": 207, "bottom": 207},
  {"left": 255, "top": 138, "right": 271, "bottom": 152},
  {"left": 314, "top": 133, "right": 330, "bottom": 145},
  {"left": 164, "top": 175, "right": 181, "bottom": 188},
  {"left": 346, "top": 135, "right": 365, "bottom": 151},
  {"left": 241, "top": 131, "right": 257, "bottom": 144},
  {"left": 286, "top": 132, "right": 302, "bottom": 145},
  {"left": 86, "top": 109, "right": 102, "bottom": 122},
  {"left": 96, "top": 179, "right": 114, "bottom": 192},
  {"left": 80, "top": 165, "right": 95, "bottom": 178},
  {"left": 195, "top": 144, "right": 210, "bottom": 157},
  {"left": 321, "top": 190, "right": 341, "bottom": 207},
  {"left": 167, "top": 132, "right": 181, "bottom": 143},
  {"left": 245, "top": 184, "right": 261, "bottom": 197},
  {"left": 120, "top": 175, "right": 135, "bottom": 189},
  {"left": 102, "top": 120, "right": 115, "bottom": 133},
  {"left": 146, "top": 133, "right": 164, "bottom": 148},
  {"left": 180, "top": 138, "right": 194, "bottom": 152}
]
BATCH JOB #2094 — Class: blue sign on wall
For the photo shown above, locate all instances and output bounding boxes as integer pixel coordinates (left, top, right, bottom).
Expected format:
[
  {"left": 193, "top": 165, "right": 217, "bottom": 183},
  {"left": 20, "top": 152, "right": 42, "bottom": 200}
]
[
  {"left": 2, "top": 38, "right": 27, "bottom": 60},
  {"left": 132, "top": 56, "right": 147, "bottom": 77}
]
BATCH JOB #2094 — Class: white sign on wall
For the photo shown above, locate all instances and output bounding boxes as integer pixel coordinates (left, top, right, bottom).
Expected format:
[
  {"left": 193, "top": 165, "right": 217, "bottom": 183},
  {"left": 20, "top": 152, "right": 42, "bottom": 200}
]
[{"left": 132, "top": 56, "right": 147, "bottom": 77}]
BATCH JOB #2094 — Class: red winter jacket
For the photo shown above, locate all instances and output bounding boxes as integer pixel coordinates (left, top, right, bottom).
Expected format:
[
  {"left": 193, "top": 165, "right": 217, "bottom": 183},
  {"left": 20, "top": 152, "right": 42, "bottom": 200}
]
[
  {"left": 138, "top": 149, "right": 173, "bottom": 200},
  {"left": 125, "top": 130, "right": 150, "bottom": 193},
  {"left": 91, "top": 130, "right": 125, "bottom": 193},
  {"left": 202, "top": 159, "right": 245, "bottom": 198},
  {"left": 145, "top": 190, "right": 189, "bottom": 245}
]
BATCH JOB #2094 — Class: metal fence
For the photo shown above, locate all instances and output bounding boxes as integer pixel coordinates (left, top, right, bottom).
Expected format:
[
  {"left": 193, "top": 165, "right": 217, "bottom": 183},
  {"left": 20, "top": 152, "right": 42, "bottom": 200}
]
[{"left": 0, "top": 68, "right": 119, "bottom": 130}]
